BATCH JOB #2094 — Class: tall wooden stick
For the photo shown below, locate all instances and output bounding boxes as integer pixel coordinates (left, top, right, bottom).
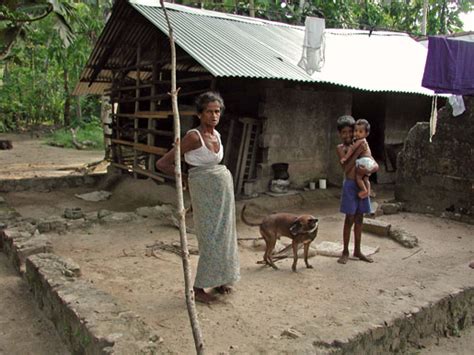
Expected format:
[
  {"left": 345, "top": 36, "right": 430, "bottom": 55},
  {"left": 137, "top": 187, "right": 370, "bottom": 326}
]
[{"left": 159, "top": 1, "right": 205, "bottom": 354}]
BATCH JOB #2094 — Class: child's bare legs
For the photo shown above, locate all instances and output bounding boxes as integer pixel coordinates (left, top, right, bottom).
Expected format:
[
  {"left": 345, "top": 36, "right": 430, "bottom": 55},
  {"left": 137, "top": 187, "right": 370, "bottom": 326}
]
[
  {"left": 338, "top": 214, "right": 373, "bottom": 264},
  {"left": 355, "top": 169, "right": 369, "bottom": 198},
  {"left": 337, "top": 215, "right": 353, "bottom": 264},
  {"left": 353, "top": 214, "right": 373, "bottom": 262},
  {"left": 362, "top": 175, "right": 371, "bottom": 198}
]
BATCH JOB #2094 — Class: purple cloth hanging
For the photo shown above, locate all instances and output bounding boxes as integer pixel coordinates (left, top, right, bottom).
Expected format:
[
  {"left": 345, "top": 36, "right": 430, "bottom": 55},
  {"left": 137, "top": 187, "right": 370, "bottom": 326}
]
[{"left": 421, "top": 36, "right": 474, "bottom": 95}]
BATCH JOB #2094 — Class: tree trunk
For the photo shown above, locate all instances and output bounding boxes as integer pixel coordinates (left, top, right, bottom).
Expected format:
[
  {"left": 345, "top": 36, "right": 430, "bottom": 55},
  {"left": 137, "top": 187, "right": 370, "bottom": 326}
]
[
  {"left": 159, "top": 1, "right": 205, "bottom": 354},
  {"left": 421, "top": 0, "right": 428, "bottom": 35},
  {"left": 63, "top": 66, "right": 71, "bottom": 127},
  {"left": 249, "top": 0, "right": 255, "bottom": 17},
  {"left": 100, "top": 95, "right": 112, "bottom": 160},
  {"left": 440, "top": 0, "right": 447, "bottom": 34},
  {"left": 76, "top": 96, "right": 82, "bottom": 124}
]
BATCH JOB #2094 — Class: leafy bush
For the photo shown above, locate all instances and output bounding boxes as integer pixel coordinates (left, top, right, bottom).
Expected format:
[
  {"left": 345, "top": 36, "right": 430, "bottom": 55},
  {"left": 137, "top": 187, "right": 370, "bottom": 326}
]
[{"left": 45, "top": 119, "right": 104, "bottom": 150}]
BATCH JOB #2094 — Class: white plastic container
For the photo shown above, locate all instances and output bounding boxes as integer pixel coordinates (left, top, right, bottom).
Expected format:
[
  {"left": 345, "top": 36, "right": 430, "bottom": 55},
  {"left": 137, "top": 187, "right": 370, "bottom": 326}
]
[
  {"left": 319, "top": 179, "right": 327, "bottom": 189},
  {"left": 309, "top": 182, "right": 316, "bottom": 190}
]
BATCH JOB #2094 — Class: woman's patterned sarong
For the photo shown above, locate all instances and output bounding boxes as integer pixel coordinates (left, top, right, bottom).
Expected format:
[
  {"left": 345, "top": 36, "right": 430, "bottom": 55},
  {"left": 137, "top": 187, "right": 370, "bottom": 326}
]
[{"left": 188, "top": 164, "right": 240, "bottom": 289}]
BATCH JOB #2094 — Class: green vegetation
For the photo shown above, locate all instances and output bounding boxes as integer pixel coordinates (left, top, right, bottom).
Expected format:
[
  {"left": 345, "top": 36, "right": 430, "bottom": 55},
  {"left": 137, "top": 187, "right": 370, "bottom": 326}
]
[
  {"left": 1, "top": 1, "right": 111, "bottom": 132},
  {"left": 1, "top": 1, "right": 473, "bottom": 135},
  {"left": 45, "top": 119, "right": 104, "bottom": 150}
]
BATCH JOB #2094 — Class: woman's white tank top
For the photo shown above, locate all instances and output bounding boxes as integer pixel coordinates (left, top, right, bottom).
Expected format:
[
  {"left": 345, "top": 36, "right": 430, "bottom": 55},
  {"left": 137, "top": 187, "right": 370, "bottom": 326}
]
[{"left": 184, "top": 129, "right": 224, "bottom": 167}]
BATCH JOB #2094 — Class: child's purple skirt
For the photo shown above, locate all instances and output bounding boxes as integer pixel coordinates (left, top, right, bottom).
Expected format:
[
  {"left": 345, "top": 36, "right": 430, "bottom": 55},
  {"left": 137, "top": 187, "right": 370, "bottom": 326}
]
[{"left": 340, "top": 179, "right": 371, "bottom": 215}]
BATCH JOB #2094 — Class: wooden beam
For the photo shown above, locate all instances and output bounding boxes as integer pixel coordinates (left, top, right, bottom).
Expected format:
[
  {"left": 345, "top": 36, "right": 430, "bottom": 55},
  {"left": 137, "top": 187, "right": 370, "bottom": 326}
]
[
  {"left": 111, "top": 138, "right": 168, "bottom": 156},
  {"left": 111, "top": 163, "right": 170, "bottom": 182},
  {"left": 116, "top": 88, "right": 208, "bottom": 103},
  {"left": 135, "top": 127, "right": 174, "bottom": 137},
  {"left": 113, "top": 110, "right": 195, "bottom": 119}
]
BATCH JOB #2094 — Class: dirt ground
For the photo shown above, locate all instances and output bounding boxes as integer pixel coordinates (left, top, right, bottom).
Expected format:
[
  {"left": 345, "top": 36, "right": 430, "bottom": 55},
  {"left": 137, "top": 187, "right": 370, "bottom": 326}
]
[
  {"left": 2, "top": 180, "right": 473, "bottom": 354},
  {"left": 0, "top": 253, "right": 69, "bottom": 355},
  {"left": 0, "top": 132, "right": 105, "bottom": 180},
  {"left": 1, "top": 133, "right": 473, "bottom": 354}
]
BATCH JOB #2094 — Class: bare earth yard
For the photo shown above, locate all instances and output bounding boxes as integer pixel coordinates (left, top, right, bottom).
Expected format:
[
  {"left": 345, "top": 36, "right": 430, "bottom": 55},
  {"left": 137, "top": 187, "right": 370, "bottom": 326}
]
[
  {"left": 3, "top": 183, "right": 473, "bottom": 354},
  {"left": 1, "top": 133, "right": 473, "bottom": 354}
]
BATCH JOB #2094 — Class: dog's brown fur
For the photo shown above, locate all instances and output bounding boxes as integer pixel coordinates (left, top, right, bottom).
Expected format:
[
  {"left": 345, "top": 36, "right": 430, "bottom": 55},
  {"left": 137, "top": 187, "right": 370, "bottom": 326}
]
[{"left": 241, "top": 205, "right": 319, "bottom": 272}]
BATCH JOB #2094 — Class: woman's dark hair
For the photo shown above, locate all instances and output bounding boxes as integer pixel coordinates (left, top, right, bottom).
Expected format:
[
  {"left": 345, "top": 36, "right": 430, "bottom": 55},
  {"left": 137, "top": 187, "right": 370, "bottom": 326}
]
[
  {"left": 337, "top": 115, "right": 355, "bottom": 131},
  {"left": 195, "top": 91, "right": 225, "bottom": 114},
  {"left": 355, "top": 119, "right": 371, "bottom": 133}
]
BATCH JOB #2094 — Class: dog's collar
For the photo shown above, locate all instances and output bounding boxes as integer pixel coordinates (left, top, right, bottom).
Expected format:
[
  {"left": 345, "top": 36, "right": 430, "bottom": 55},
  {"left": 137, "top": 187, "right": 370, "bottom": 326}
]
[{"left": 306, "top": 224, "right": 318, "bottom": 234}]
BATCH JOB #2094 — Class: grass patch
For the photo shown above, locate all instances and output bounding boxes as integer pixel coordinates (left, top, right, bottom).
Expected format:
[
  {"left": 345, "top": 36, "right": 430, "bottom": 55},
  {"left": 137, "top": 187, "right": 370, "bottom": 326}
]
[{"left": 45, "top": 122, "right": 104, "bottom": 150}]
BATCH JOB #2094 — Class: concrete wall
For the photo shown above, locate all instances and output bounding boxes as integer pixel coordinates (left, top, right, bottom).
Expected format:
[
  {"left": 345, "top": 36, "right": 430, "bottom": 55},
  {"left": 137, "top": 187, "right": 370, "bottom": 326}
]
[
  {"left": 257, "top": 84, "right": 351, "bottom": 191},
  {"left": 385, "top": 93, "right": 432, "bottom": 144},
  {"left": 395, "top": 96, "right": 474, "bottom": 219}
]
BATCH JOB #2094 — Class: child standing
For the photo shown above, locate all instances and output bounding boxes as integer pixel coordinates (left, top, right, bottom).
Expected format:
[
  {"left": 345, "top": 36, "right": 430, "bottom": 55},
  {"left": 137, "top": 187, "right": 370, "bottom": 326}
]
[
  {"left": 336, "top": 115, "right": 378, "bottom": 264},
  {"left": 340, "top": 119, "right": 377, "bottom": 199}
]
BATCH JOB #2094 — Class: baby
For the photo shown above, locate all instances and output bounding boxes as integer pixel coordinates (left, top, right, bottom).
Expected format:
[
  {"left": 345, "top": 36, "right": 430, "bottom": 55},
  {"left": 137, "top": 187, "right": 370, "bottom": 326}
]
[{"left": 340, "top": 119, "right": 376, "bottom": 199}]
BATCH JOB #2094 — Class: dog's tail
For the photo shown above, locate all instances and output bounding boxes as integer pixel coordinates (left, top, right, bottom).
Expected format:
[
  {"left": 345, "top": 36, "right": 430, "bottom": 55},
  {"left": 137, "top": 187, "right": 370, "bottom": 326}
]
[{"left": 240, "top": 205, "right": 261, "bottom": 227}]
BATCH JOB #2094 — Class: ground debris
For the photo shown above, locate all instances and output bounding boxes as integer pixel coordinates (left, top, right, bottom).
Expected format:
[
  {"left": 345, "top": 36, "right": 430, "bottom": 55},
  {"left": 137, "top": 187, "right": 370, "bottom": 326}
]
[
  {"left": 75, "top": 190, "right": 112, "bottom": 202},
  {"left": 388, "top": 227, "right": 419, "bottom": 248},
  {"left": 145, "top": 241, "right": 199, "bottom": 258},
  {"left": 281, "top": 328, "right": 303, "bottom": 339}
]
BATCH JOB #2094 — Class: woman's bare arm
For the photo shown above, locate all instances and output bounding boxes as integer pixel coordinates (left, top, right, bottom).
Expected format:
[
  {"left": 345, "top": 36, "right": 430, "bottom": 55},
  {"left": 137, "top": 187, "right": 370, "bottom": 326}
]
[{"left": 156, "top": 132, "right": 201, "bottom": 176}]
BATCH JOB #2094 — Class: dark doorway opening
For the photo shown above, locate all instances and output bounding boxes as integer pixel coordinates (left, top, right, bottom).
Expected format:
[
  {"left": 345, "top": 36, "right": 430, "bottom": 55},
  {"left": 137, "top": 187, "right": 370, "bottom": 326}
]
[{"left": 352, "top": 92, "right": 386, "bottom": 183}]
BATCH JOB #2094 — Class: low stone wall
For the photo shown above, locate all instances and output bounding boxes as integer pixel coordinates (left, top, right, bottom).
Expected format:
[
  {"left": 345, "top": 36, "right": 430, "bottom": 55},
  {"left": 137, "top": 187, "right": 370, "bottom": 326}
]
[
  {"left": 0, "top": 173, "right": 104, "bottom": 192},
  {"left": 313, "top": 286, "right": 474, "bottom": 354},
  {"left": 0, "top": 219, "right": 52, "bottom": 273},
  {"left": 25, "top": 253, "right": 165, "bottom": 354},
  {"left": 0, "top": 202, "right": 167, "bottom": 354}
]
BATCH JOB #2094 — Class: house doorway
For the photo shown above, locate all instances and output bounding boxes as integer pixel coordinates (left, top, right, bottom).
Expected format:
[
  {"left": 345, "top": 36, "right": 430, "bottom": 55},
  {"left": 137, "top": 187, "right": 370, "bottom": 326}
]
[{"left": 352, "top": 92, "right": 386, "bottom": 182}]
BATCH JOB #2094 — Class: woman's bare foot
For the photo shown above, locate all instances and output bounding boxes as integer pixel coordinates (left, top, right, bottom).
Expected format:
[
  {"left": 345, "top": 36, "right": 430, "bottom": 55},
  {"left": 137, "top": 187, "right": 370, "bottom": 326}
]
[
  {"left": 358, "top": 190, "right": 369, "bottom": 199},
  {"left": 214, "top": 285, "right": 233, "bottom": 294},
  {"left": 354, "top": 252, "right": 373, "bottom": 263},
  {"left": 194, "top": 287, "right": 217, "bottom": 304},
  {"left": 337, "top": 253, "right": 349, "bottom": 264}
]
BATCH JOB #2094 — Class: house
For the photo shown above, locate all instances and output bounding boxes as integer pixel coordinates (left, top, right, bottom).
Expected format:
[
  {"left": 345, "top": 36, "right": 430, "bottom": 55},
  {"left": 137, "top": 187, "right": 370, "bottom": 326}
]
[{"left": 74, "top": 0, "right": 436, "bottom": 194}]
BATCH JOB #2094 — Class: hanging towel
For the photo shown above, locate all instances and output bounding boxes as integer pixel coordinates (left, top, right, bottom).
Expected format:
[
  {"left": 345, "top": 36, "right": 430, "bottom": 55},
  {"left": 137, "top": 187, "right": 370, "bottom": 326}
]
[
  {"left": 298, "top": 16, "right": 325, "bottom": 75},
  {"left": 429, "top": 95, "right": 438, "bottom": 142},
  {"left": 422, "top": 36, "right": 474, "bottom": 95}
]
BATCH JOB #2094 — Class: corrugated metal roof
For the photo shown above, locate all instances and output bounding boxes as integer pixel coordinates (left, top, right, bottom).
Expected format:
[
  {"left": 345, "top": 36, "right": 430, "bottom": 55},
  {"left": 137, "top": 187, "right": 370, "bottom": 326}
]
[{"left": 75, "top": 0, "right": 436, "bottom": 96}]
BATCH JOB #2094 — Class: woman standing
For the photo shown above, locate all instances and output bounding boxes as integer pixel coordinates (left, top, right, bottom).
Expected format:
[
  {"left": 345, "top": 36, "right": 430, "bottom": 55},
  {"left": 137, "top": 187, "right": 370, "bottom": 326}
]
[{"left": 156, "top": 92, "right": 240, "bottom": 304}]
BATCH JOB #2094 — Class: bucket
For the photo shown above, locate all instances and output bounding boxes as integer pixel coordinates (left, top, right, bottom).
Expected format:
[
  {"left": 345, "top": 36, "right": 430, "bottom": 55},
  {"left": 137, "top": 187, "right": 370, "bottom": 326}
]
[{"left": 319, "top": 179, "right": 327, "bottom": 189}]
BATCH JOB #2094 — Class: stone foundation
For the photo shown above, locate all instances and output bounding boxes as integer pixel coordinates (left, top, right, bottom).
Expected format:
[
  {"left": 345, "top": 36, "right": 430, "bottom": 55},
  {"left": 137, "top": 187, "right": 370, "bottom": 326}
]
[
  {"left": 313, "top": 286, "right": 473, "bottom": 354},
  {"left": 0, "top": 173, "right": 104, "bottom": 193},
  {"left": 25, "top": 253, "right": 165, "bottom": 354}
]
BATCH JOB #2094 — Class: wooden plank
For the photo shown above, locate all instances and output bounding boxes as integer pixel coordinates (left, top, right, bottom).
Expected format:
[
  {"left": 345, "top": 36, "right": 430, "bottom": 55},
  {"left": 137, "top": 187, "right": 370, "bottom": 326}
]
[
  {"left": 111, "top": 163, "right": 168, "bottom": 183},
  {"left": 223, "top": 119, "right": 236, "bottom": 167},
  {"left": 116, "top": 88, "right": 208, "bottom": 103},
  {"left": 133, "top": 44, "right": 141, "bottom": 179},
  {"left": 135, "top": 128, "right": 173, "bottom": 137},
  {"left": 237, "top": 122, "right": 252, "bottom": 195},
  {"left": 113, "top": 110, "right": 195, "bottom": 119},
  {"left": 108, "top": 76, "right": 213, "bottom": 92},
  {"left": 248, "top": 123, "right": 261, "bottom": 180},
  {"left": 110, "top": 83, "right": 153, "bottom": 92},
  {"left": 111, "top": 139, "right": 168, "bottom": 156},
  {"left": 149, "top": 48, "right": 158, "bottom": 173}
]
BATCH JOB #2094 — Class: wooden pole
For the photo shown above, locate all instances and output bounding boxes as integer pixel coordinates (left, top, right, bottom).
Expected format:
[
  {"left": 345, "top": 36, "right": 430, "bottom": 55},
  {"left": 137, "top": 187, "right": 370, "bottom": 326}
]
[{"left": 159, "top": 2, "right": 205, "bottom": 354}]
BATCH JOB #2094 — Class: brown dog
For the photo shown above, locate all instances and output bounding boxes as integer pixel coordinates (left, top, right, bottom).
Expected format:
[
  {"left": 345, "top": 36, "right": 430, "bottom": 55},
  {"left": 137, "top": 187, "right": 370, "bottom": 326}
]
[{"left": 241, "top": 205, "right": 319, "bottom": 272}]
